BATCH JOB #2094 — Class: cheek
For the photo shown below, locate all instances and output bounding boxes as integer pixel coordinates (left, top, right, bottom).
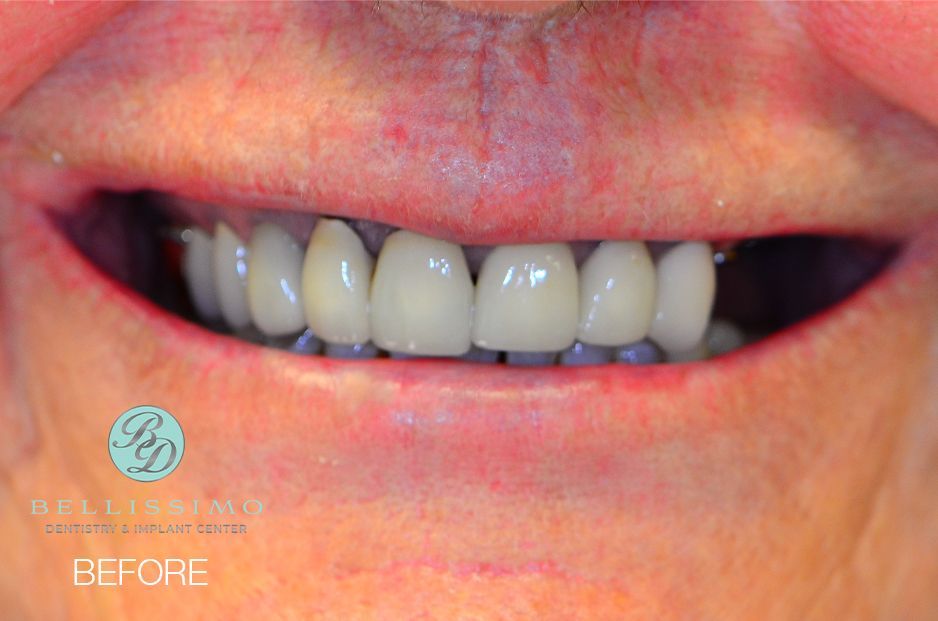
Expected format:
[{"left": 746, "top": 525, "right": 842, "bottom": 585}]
[
  {"left": 0, "top": 2, "right": 127, "bottom": 110},
  {"left": 798, "top": 3, "right": 938, "bottom": 127}
]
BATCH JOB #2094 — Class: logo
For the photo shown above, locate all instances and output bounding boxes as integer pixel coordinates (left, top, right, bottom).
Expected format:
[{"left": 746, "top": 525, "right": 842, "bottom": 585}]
[{"left": 108, "top": 406, "right": 185, "bottom": 482}]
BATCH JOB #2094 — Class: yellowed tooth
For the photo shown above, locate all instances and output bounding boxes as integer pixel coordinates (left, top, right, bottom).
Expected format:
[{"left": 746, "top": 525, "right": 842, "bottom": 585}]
[
  {"left": 648, "top": 242, "right": 716, "bottom": 352},
  {"left": 301, "top": 219, "right": 373, "bottom": 345},
  {"left": 577, "top": 241, "right": 656, "bottom": 346},
  {"left": 370, "top": 230, "right": 473, "bottom": 356},
  {"left": 181, "top": 227, "right": 221, "bottom": 321},
  {"left": 246, "top": 223, "right": 306, "bottom": 336},
  {"left": 472, "top": 243, "right": 578, "bottom": 352},
  {"left": 213, "top": 222, "right": 251, "bottom": 329}
]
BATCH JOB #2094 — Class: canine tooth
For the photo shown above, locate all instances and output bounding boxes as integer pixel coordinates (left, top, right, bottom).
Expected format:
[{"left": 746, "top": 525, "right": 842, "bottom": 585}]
[
  {"left": 577, "top": 241, "right": 655, "bottom": 346},
  {"left": 615, "top": 340, "right": 663, "bottom": 365},
  {"left": 370, "top": 231, "right": 473, "bottom": 356},
  {"left": 473, "top": 243, "right": 578, "bottom": 352},
  {"left": 706, "top": 319, "right": 746, "bottom": 356},
  {"left": 181, "top": 227, "right": 222, "bottom": 321},
  {"left": 301, "top": 219, "right": 373, "bottom": 344},
  {"left": 506, "top": 351, "right": 557, "bottom": 366},
  {"left": 213, "top": 222, "right": 252, "bottom": 329},
  {"left": 648, "top": 242, "right": 716, "bottom": 352},
  {"left": 560, "top": 342, "right": 614, "bottom": 366},
  {"left": 246, "top": 223, "right": 307, "bottom": 336},
  {"left": 324, "top": 342, "right": 379, "bottom": 359}
]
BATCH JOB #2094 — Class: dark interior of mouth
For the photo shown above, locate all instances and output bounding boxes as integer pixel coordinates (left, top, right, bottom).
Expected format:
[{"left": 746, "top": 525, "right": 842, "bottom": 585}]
[{"left": 56, "top": 190, "right": 899, "bottom": 365}]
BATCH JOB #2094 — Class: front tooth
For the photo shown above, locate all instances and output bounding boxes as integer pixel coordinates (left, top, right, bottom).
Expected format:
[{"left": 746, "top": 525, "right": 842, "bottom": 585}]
[
  {"left": 246, "top": 223, "right": 306, "bottom": 336},
  {"left": 577, "top": 241, "right": 656, "bottom": 346},
  {"left": 370, "top": 231, "right": 473, "bottom": 356},
  {"left": 301, "top": 219, "right": 373, "bottom": 345},
  {"left": 647, "top": 242, "right": 716, "bottom": 352},
  {"left": 213, "top": 222, "right": 252, "bottom": 329},
  {"left": 181, "top": 227, "right": 222, "bottom": 321},
  {"left": 472, "top": 243, "right": 578, "bottom": 352}
]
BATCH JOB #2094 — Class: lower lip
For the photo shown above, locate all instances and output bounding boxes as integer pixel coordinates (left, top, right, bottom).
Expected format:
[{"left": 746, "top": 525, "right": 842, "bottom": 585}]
[{"left": 7, "top": 190, "right": 938, "bottom": 505}]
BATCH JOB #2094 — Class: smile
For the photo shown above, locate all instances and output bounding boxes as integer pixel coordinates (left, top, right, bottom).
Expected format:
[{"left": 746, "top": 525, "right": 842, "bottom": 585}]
[{"left": 2, "top": 2, "right": 938, "bottom": 616}]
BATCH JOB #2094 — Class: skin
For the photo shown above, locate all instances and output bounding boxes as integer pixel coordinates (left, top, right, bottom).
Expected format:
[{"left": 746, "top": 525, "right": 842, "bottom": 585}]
[{"left": 1, "top": 2, "right": 937, "bottom": 619}]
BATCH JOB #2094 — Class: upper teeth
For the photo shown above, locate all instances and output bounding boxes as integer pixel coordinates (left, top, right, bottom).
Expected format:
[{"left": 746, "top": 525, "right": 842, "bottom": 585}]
[
  {"left": 184, "top": 218, "right": 722, "bottom": 362},
  {"left": 301, "top": 219, "right": 373, "bottom": 345},
  {"left": 245, "top": 223, "right": 306, "bottom": 336}
]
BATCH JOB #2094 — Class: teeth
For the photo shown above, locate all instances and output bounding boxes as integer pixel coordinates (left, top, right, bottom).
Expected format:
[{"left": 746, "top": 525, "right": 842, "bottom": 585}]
[
  {"left": 577, "top": 241, "right": 656, "bottom": 346},
  {"left": 301, "top": 219, "right": 373, "bottom": 345},
  {"left": 370, "top": 231, "right": 473, "bottom": 356},
  {"left": 246, "top": 223, "right": 307, "bottom": 336},
  {"left": 181, "top": 227, "right": 222, "bottom": 321},
  {"left": 472, "top": 243, "right": 578, "bottom": 352},
  {"left": 181, "top": 214, "right": 733, "bottom": 365},
  {"left": 560, "top": 342, "right": 614, "bottom": 366},
  {"left": 647, "top": 242, "right": 716, "bottom": 353},
  {"left": 213, "top": 222, "right": 252, "bottom": 329}
]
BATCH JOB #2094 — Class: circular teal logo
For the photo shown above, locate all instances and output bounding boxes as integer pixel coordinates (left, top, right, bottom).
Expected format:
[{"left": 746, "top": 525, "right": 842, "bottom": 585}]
[{"left": 108, "top": 406, "right": 185, "bottom": 482}]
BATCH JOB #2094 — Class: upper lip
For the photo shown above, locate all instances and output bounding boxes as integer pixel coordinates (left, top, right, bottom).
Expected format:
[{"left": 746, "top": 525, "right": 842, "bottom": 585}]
[{"left": 2, "top": 1, "right": 938, "bottom": 245}]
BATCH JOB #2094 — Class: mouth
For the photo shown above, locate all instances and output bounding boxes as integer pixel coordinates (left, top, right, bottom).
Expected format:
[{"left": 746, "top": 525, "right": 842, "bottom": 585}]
[
  {"left": 3, "top": 2, "right": 938, "bottom": 614},
  {"left": 0, "top": 0, "right": 934, "bottom": 381},
  {"left": 1, "top": 0, "right": 936, "bottom": 383},
  {"left": 42, "top": 189, "right": 896, "bottom": 369}
]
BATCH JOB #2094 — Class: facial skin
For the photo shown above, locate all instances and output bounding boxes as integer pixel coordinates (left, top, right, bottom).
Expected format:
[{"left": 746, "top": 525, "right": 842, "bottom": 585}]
[{"left": 1, "top": 3, "right": 937, "bottom": 619}]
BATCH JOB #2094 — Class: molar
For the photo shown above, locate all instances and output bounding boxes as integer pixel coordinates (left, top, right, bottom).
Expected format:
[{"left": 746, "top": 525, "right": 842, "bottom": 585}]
[
  {"left": 213, "top": 222, "right": 252, "bottom": 329},
  {"left": 181, "top": 226, "right": 222, "bottom": 322}
]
